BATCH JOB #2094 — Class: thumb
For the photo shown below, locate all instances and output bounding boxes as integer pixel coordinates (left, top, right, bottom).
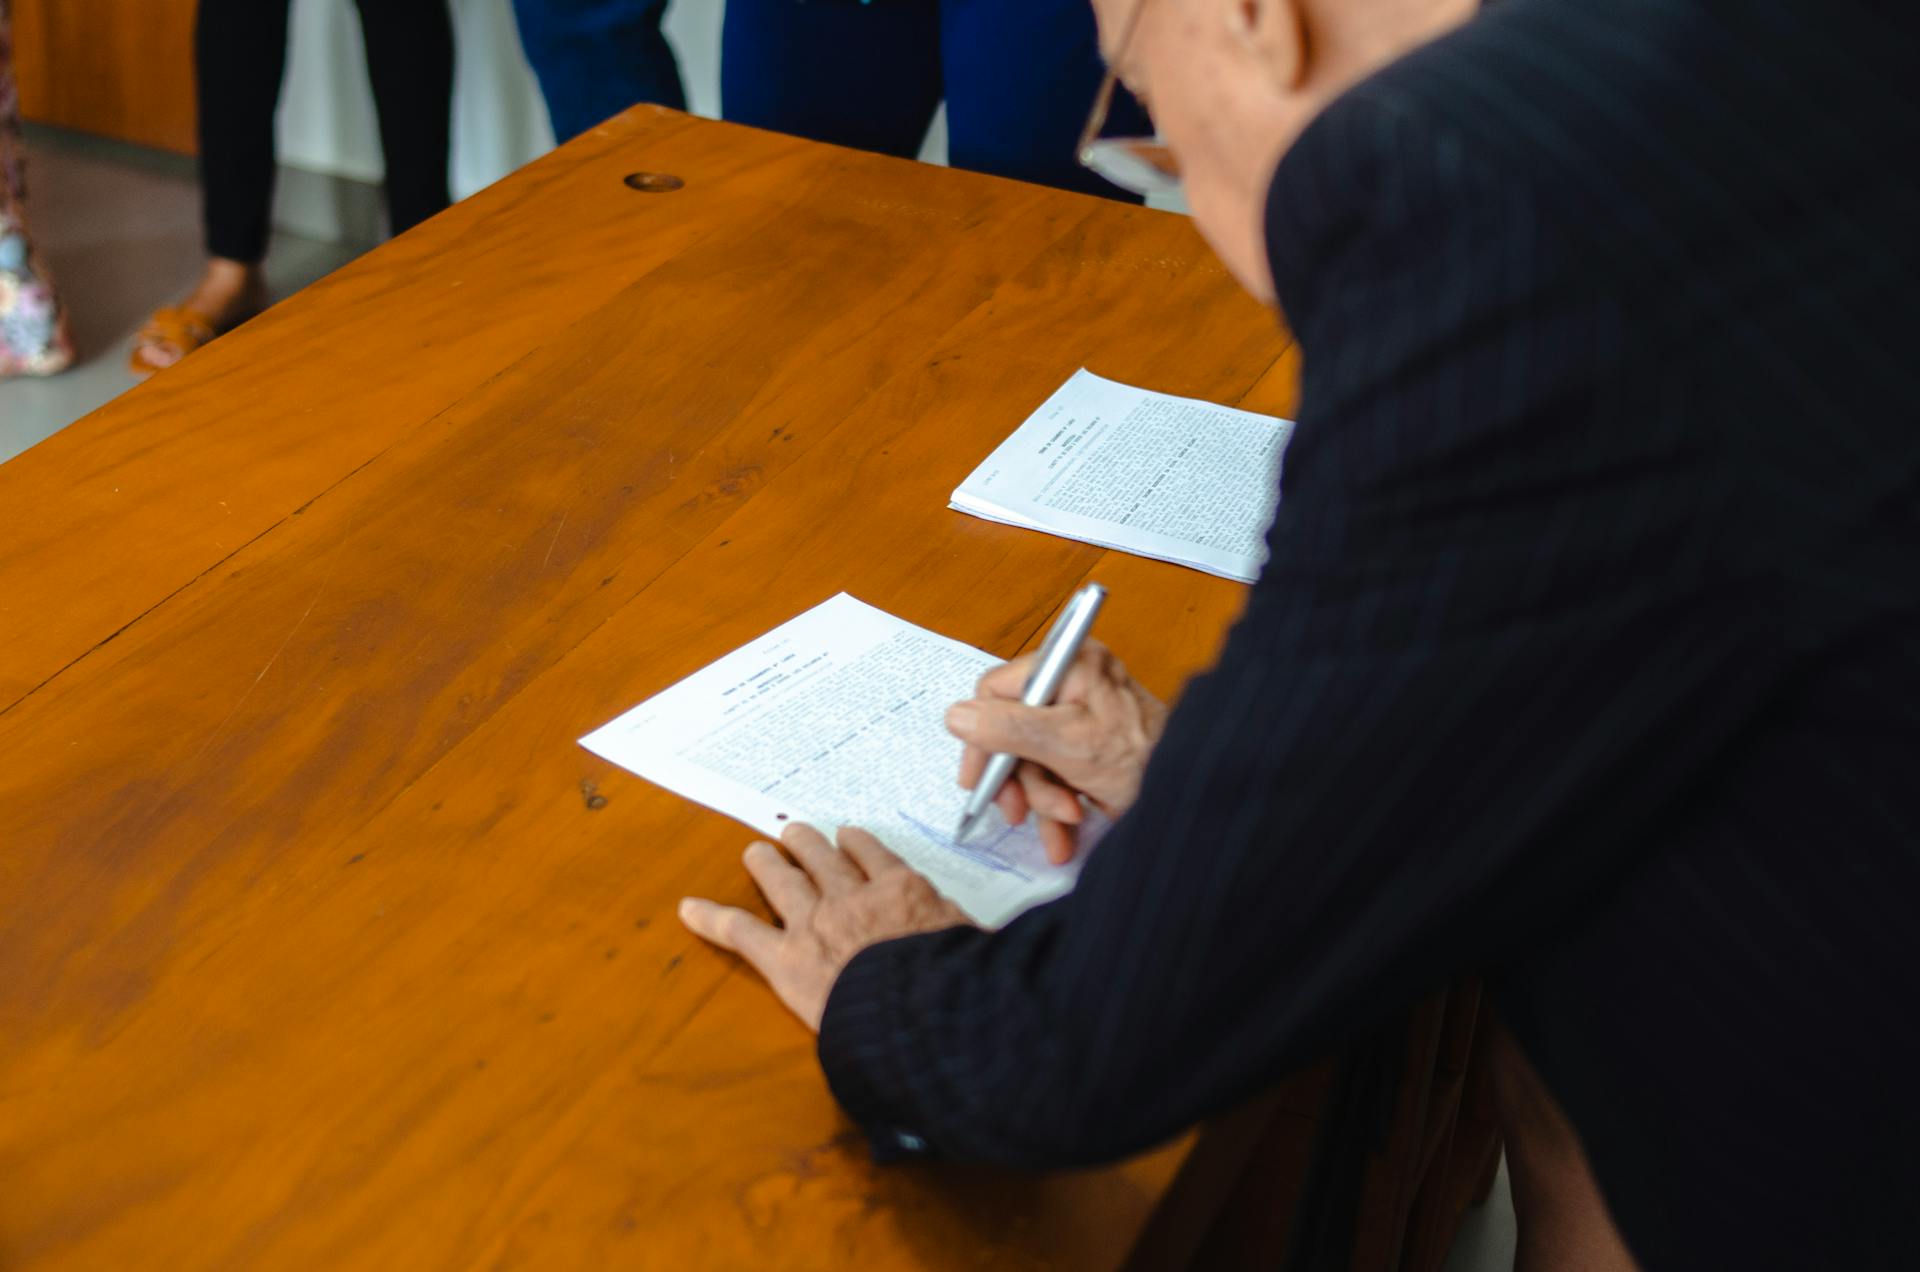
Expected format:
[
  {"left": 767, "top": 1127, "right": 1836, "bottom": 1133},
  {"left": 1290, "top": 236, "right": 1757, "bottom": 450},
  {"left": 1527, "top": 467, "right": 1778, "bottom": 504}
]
[{"left": 946, "top": 699, "right": 1068, "bottom": 764}]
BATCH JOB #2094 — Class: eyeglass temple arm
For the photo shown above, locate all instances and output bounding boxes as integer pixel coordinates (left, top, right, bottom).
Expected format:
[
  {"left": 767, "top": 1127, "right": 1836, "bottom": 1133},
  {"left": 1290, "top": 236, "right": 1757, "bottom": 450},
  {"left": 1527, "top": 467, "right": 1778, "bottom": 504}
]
[{"left": 1078, "top": 0, "right": 1153, "bottom": 156}]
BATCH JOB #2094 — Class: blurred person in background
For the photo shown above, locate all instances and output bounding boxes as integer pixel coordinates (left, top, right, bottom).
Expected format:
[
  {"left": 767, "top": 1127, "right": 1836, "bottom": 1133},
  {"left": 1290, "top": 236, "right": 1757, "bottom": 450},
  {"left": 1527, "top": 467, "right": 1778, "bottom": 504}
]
[
  {"left": 722, "top": 0, "right": 1152, "bottom": 202},
  {"left": 131, "top": 0, "right": 454, "bottom": 377},
  {"left": 0, "top": 0, "right": 73, "bottom": 380},
  {"left": 510, "top": 0, "right": 685, "bottom": 143}
]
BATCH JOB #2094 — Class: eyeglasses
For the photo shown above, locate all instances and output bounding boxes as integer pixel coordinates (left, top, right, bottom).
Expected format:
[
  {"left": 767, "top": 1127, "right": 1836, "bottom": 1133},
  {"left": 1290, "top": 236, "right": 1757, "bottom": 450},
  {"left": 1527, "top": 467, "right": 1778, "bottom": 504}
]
[{"left": 1076, "top": 0, "right": 1182, "bottom": 197}]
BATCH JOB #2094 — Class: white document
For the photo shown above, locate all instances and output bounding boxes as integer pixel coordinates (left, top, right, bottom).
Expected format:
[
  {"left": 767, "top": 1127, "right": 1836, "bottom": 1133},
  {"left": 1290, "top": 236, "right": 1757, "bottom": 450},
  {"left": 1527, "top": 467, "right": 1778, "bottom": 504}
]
[
  {"left": 951, "top": 369, "right": 1294, "bottom": 582},
  {"left": 580, "top": 594, "right": 1090, "bottom": 928}
]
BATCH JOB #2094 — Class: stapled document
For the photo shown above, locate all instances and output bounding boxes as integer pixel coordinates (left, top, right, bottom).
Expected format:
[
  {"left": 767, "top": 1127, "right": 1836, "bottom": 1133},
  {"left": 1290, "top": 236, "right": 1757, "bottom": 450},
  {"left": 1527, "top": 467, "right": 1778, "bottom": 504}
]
[
  {"left": 951, "top": 369, "right": 1294, "bottom": 582},
  {"left": 580, "top": 594, "right": 1091, "bottom": 928}
]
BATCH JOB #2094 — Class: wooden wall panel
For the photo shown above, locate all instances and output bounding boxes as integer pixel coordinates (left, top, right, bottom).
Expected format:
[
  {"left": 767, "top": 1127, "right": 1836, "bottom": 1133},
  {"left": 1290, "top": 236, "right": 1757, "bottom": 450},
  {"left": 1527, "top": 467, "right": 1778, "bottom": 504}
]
[{"left": 11, "top": 0, "right": 199, "bottom": 155}]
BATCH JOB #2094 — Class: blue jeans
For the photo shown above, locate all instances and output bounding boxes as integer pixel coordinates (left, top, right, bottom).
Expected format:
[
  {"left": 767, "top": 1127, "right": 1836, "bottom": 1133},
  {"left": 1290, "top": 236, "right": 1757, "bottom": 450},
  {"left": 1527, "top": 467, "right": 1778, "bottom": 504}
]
[
  {"left": 510, "top": 0, "right": 685, "bottom": 142},
  {"left": 721, "top": 0, "right": 1151, "bottom": 202}
]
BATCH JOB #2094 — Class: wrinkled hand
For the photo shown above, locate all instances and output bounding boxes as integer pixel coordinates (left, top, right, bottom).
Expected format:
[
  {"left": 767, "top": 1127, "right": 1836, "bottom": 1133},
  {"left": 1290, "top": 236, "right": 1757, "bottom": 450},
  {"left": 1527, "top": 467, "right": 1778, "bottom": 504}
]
[
  {"left": 679, "top": 823, "right": 971, "bottom": 1031},
  {"left": 946, "top": 639, "right": 1167, "bottom": 866}
]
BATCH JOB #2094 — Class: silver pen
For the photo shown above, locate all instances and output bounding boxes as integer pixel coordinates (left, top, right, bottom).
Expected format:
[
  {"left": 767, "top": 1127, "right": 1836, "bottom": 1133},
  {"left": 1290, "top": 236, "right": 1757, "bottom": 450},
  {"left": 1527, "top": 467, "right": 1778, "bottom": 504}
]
[{"left": 953, "top": 582, "right": 1107, "bottom": 844}]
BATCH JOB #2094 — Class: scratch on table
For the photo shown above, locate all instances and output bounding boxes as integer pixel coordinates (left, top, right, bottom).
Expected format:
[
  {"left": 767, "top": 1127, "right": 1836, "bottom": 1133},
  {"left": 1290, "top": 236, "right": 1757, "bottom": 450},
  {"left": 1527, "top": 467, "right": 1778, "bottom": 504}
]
[
  {"left": 541, "top": 510, "right": 569, "bottom": 569},
  {"left": 183, "top": 557, "right": 337, "bottom": 770}
]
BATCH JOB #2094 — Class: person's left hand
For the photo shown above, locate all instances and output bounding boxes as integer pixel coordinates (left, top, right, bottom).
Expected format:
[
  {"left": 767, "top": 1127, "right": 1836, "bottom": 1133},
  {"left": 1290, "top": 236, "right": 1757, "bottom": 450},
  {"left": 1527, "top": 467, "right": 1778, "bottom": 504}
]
[{"left": 678, "top": 823, "right": 972, "bottom": 1031}]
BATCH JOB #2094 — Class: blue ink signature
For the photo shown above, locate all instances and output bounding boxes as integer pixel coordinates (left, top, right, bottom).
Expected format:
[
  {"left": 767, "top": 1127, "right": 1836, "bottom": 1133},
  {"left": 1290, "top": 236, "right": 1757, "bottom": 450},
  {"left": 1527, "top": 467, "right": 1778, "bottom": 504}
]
[{"left": 897, "top": 809, "right": 1033, "bottom": 881}]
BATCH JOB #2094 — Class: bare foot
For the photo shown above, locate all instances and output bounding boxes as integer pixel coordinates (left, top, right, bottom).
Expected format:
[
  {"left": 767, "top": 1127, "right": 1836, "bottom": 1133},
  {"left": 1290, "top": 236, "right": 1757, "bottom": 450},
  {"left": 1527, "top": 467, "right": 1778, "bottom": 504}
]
[{"left": 133, "top": 258, "right": 268, "bottom": 373}]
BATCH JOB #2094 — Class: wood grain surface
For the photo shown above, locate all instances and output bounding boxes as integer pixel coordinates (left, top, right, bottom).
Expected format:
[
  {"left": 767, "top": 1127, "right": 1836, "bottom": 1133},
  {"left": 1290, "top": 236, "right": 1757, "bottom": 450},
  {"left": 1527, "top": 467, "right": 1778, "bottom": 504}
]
[
  {"left": 0, "top": 109, "right": 1298, "bottom": 1269},
  {"left": 11, "top": 0, "right": 199, "bottom": 155}
]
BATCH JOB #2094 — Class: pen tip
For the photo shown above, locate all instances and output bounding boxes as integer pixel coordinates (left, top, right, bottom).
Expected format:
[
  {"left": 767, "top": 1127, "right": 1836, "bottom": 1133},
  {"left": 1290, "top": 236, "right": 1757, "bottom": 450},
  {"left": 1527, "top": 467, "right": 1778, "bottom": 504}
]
[{"left": 953, "top": 816, "right": 972, "bottom": 844}]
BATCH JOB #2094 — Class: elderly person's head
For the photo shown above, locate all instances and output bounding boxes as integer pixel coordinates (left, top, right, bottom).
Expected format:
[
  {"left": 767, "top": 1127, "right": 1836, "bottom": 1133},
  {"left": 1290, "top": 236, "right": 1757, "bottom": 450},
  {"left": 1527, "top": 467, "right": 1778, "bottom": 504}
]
[{"left": 1083, "top": 0, "right": 1475, "bottom": 303}]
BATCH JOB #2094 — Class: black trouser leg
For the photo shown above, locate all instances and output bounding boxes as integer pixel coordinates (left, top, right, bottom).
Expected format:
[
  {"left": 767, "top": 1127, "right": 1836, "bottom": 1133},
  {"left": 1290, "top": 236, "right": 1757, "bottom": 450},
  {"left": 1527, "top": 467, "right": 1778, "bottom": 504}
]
[
  {"left": 353, "top": 0, "right": 454, "bottom": 235},
  {"left": 195, "top": 0, "right": 293, "bottom": 264}
]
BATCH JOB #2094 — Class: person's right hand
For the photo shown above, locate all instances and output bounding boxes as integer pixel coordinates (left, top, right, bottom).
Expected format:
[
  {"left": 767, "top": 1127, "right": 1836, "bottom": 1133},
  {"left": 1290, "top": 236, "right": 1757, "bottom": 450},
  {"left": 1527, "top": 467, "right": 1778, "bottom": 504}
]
[{"left": 945, "top": 640, "right": 1168, "bottom": 865}]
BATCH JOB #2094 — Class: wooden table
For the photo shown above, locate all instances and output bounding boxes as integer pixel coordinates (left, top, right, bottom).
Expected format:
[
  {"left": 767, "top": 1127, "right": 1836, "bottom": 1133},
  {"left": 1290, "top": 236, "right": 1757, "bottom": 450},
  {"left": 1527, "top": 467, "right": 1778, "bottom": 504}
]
[{"left": 0, "top": 108, "right": 1298, "bottom": 1269}]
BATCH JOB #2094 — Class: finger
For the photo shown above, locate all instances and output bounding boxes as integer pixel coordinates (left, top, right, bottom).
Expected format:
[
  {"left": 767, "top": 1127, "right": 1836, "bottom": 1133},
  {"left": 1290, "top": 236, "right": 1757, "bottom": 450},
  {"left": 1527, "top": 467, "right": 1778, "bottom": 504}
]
[
  {"left": 1039, "top": 818, "right": 1079, "bottom": 867},
  {"left": 980, "top": 760, "right": 1067, "bottom": 825},
  {"left": 835, "top": 825, "right": 907, "bottom": 878},
  {"left": 1016, "top": 763, "right": 1084, "bottom": 826},
  {"left": 678, "top": 897, "right": 783, "bottom": 968},
  {"left": 947, "top": 699, "right": 1080, "bottom": 768},
  {"left": 975, "top": 639, "right": 1114, "bottom": 702},
  {"left": 974, "top": 655, "right": 1036, "bottom": 701},
  {"left": 994, "top": 778, "right": 1030, "bottom": 827},
  {"left": 742, "top": 841, "right": 817, "bottom": 922},
  {"left": 781, "top": 821, "right": 863, "bottom": 893},
  {"left": 1019, "top": 780, "right": 1080, "bottom": 830},
  {"left": 958, "top": 741, "right": 988, "bottom": 791}
]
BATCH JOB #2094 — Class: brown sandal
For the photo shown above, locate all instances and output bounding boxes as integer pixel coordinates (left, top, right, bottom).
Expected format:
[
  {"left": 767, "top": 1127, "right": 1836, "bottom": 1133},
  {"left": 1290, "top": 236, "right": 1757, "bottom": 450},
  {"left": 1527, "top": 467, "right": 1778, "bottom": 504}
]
[{"left": 130, "top": 305, "right": 220, "bottom": 377}]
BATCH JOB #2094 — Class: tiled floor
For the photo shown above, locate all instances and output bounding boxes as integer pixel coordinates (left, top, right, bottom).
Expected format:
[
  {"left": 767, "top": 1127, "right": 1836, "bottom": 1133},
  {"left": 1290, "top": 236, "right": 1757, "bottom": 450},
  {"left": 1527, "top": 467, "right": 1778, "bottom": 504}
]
[
  {"left": 0, "top": 132, "right": 360, "bottom": 464},
  {"left": 0, "top": 120, "right": 1519, "bottom": 1272}
]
